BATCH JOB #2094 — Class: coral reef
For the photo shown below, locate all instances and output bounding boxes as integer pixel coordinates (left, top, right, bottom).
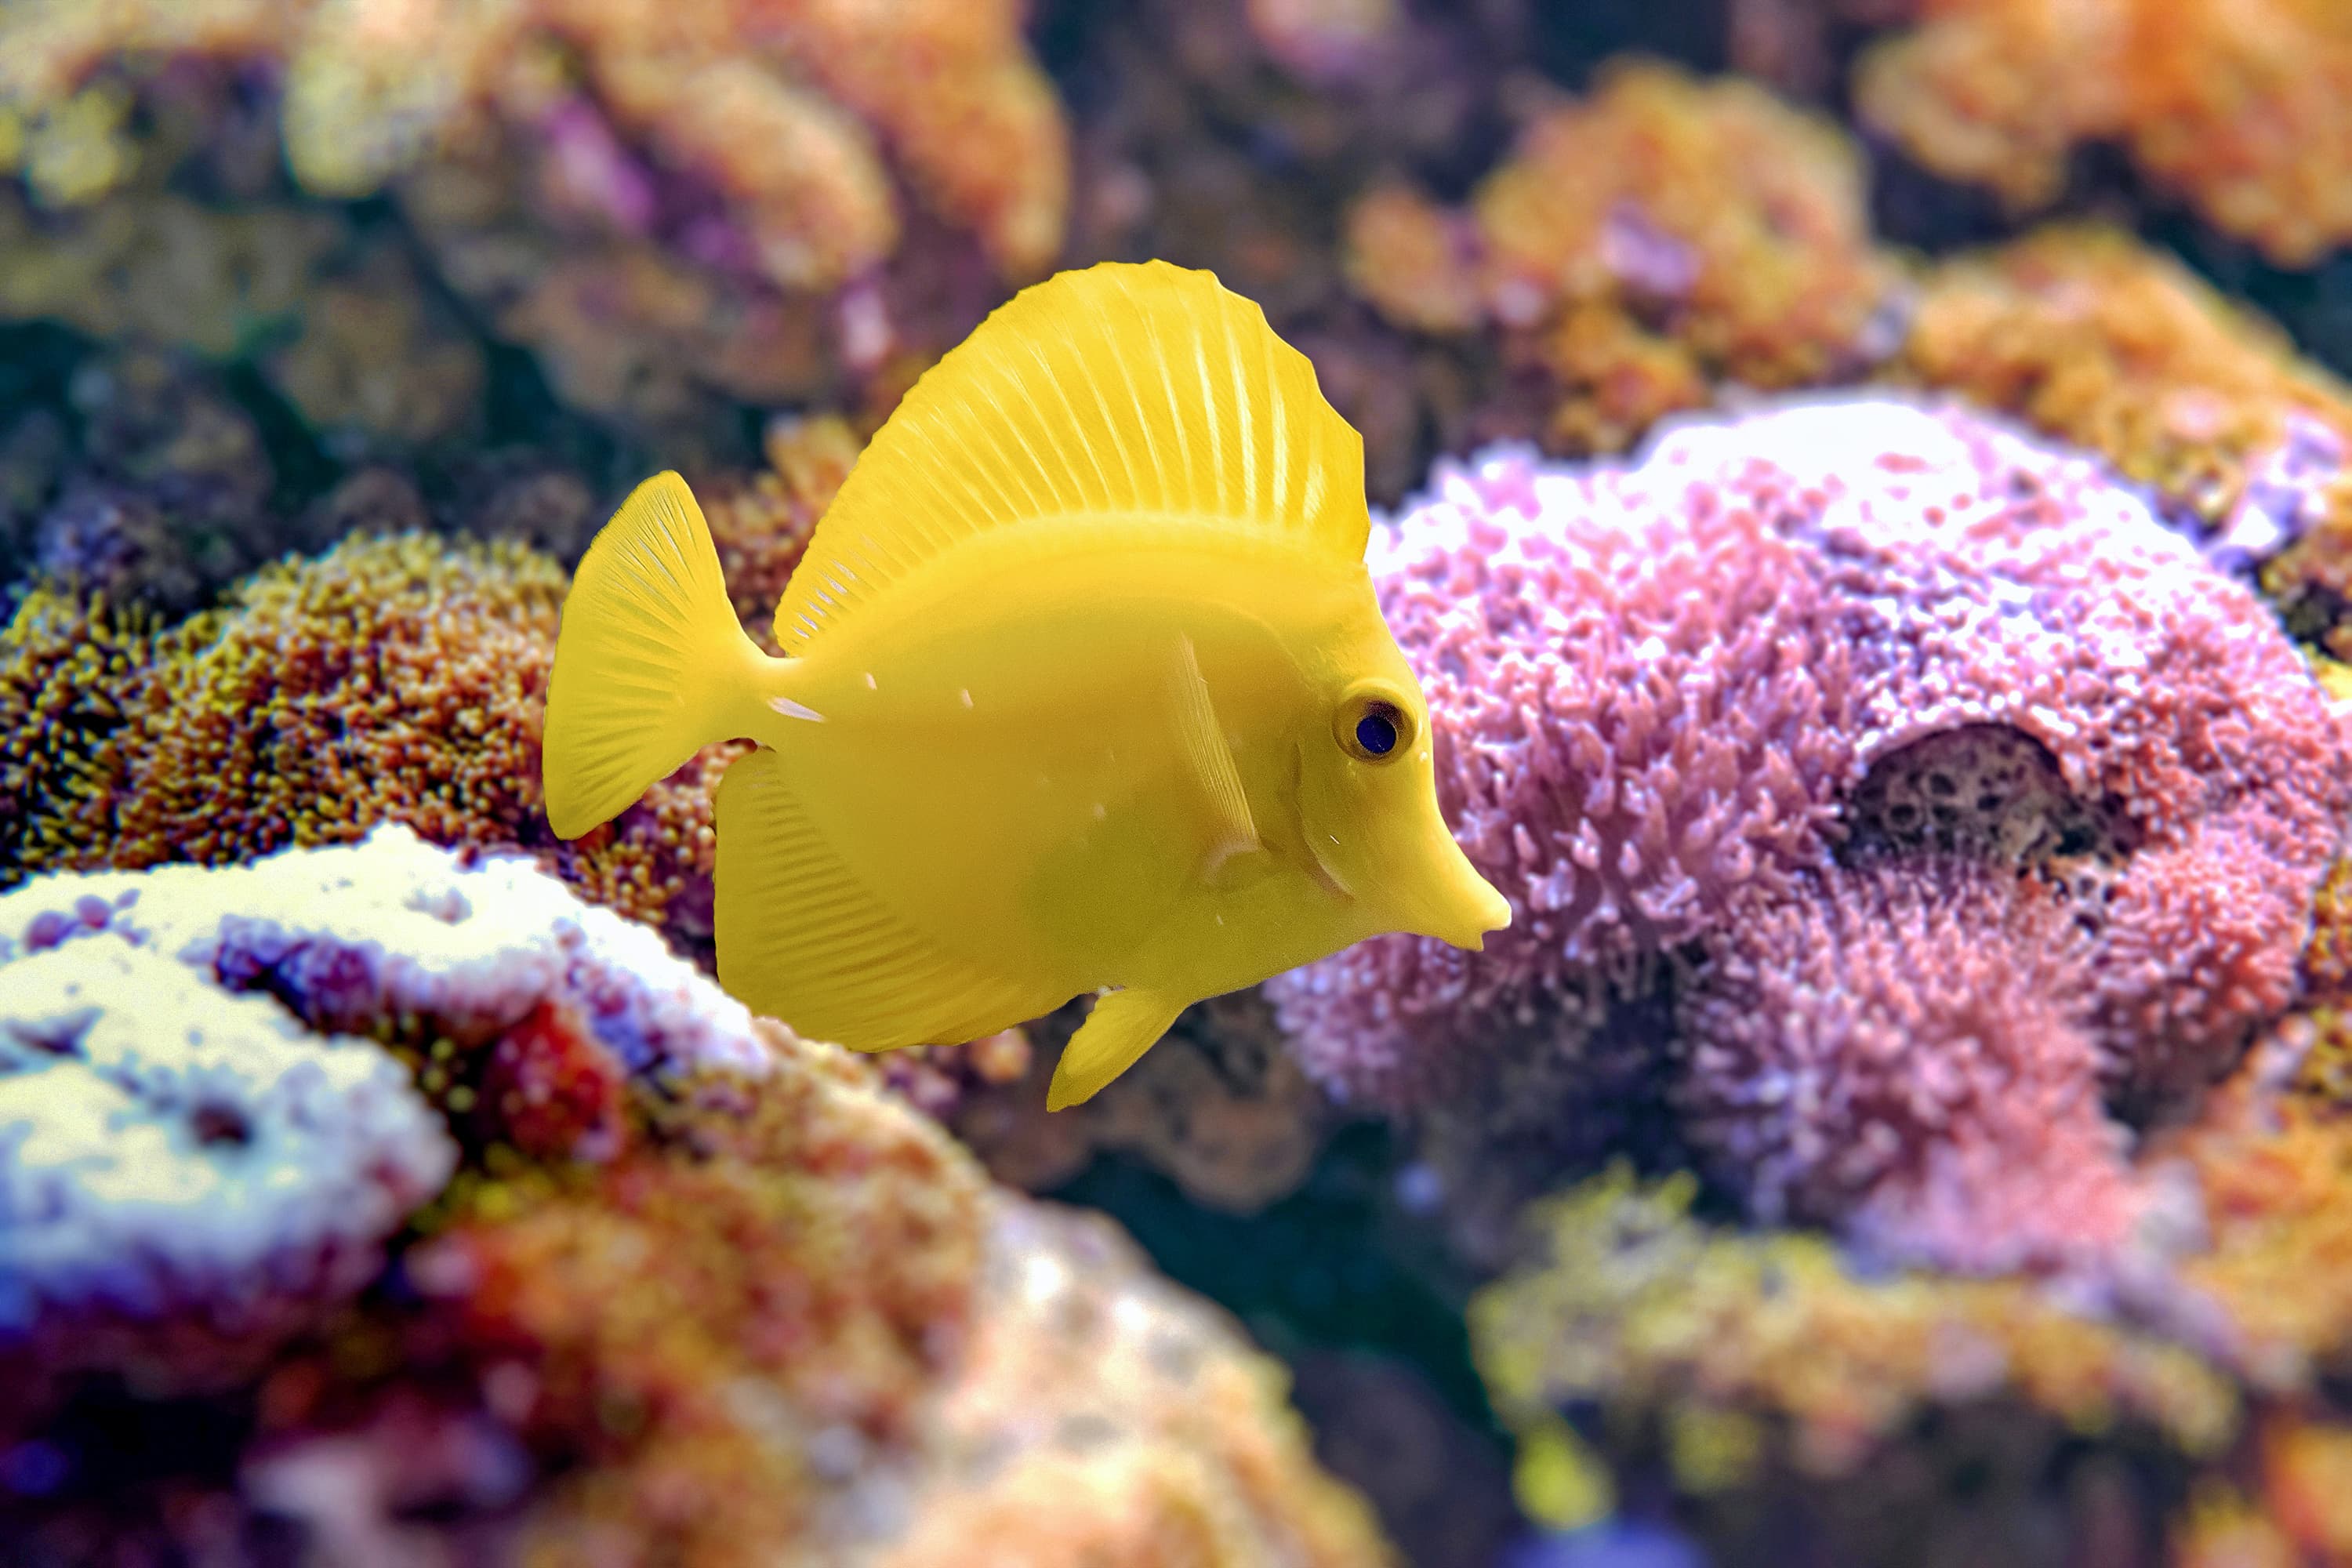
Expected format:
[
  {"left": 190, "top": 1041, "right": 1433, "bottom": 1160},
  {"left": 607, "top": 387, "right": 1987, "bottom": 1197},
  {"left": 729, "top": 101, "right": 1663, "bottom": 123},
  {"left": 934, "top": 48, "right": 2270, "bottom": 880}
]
[
  {"left": 1269, "top": 396, "right": 2350, "bottom": 1267},
  {"left": 0, "top": 0, "right": 1067, "bottom": 446},
  {"left": 1897, "top": 225, "right": 2352, "bottom": 571},
  {"left": 1342, "top": 60, "right": 1902, "bottom": 454},
  {"left": 0, "top": 191, "right": 488, "bottom": 453},
  {"left": 1471, "top": 1167, "right": 2238, "bottom": 1562},
  {"left": 1857, "top": 0, "right": 2352, "bottom": 267},
  {"left": 1, "top": 531, "right": 737, "bottom": 946},
  {"left": 1058, "top": 0, "right": 1539, "bottom": 503},
  {"left": 0, "top": 894, "right": 454, "bottom": 1416},
  {"left": 0, "top": 829, "right": 1392, "bottom": 1566},
  {"left": 1334, "top": 58, "right": 2352, "bottom": 569},
  {"left": 699, "top": 411, "right": 861, "bottom": 649},
  {"left": 1462, "top": 811, "right": 2352, "bottom": 1566},
  {"left": 0, "top": 347, "right": 290, "bottom": 613},
  {"left": 8, "top": 532, "right": 567, "bottom": 878},
  {"left": 11, "top": 5, "right": 2352, "bottom": 1558},
  {"left": 1675, "top": 858, "right": 2145, "bottom": 1271},
  {"left": 0, "top": 584, "right": 158, "bottom": 876},
  {"left": 956, "top": 992, "right": 1334, "bottom": 1214},
  {"left": 1, "top": 451, "right": 1036, "bottom": 1109}
]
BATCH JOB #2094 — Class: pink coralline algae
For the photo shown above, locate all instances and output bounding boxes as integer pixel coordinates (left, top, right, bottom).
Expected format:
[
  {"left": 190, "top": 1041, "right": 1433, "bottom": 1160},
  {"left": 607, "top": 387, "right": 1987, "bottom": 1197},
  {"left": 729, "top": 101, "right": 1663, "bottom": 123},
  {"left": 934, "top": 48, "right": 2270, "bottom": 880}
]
[
  {"left": 1675, "top": 858, "right": 2152, "bottom": 1272},
  {"left": 1269, "top": 395, "right": 2351, "bottom": 1265}
]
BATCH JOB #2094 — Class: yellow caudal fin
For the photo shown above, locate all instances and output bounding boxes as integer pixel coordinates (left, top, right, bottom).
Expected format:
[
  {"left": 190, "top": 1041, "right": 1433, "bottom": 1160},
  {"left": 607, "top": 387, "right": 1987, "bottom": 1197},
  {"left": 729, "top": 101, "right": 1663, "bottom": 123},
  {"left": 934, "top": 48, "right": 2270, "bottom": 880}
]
[
  {"left": 714, "top": 746, "right": 1040, "bottom": 1049},
  {"left": 1047, "top": 988, "right": 1188, "bottom": 1110},
  {"left": 769, "top": 260, "right": 1370, "bottom": 653},
  {"left": 543, "top": 472, "right": 772, "bottom": 839}
]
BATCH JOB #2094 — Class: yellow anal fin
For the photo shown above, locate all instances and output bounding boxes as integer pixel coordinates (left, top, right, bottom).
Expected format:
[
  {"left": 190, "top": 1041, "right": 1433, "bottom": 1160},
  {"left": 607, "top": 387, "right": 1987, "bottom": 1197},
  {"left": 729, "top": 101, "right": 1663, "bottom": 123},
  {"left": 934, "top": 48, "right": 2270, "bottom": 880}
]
[
  {"left": 715, "top": 746, "right": 1037, "bottom": 1051},
  {"left": 1047, "top": 988, "right": 1189, "bottom": 1111},
  {"left": 771, "top": 260, "right": 1370, "bottom": 653},
  {"left": 544, "top": 471, "right": 770, "bottom": 839},
  {"left": 1168, "top": 633, "right": 1258, "bottom": 877}
]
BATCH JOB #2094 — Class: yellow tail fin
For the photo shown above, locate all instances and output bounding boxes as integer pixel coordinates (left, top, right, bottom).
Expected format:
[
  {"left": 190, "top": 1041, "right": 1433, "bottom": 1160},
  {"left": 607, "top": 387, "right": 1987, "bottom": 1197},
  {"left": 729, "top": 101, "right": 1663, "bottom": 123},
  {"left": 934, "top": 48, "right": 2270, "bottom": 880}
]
[{"left": 543, "top": 471, "right": 771, "bottom": 839}]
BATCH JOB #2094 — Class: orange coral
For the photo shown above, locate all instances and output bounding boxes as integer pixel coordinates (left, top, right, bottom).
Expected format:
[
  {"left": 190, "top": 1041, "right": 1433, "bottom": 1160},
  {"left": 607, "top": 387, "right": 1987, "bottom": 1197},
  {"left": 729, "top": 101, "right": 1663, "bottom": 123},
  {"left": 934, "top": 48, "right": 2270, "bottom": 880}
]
[
  {"left": 0, "top": 0, "right": 1065, "bottom": 441},
  {"left": 1857, "top": 0, "right": 2352, "bottom": 267},
  {"left": 411, "top": 1046, "right": 993, "bottom": 1560},
  {"left": 0, "top": 0, "right": 1065, "bottom": 289},
  {"left": 1342, "top": 60, "right": 1900, "bottom": 453},
  {"left": 1900, "top": 225, "right": 2352, "bottom": 543}
]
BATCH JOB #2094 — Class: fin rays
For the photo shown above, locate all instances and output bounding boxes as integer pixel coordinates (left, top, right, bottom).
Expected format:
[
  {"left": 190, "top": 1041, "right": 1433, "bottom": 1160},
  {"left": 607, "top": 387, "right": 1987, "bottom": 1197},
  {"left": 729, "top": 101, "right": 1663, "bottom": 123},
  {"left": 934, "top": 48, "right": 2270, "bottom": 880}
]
[
  {"left": 771, "top": 261, "right": 1367, "bottom": 652},
  {"left": 1048, "top": 989, "right": 1187, "bottom": 1110},
  {"left": 716, "top": 747, "right": 1037, "bottom": 1051},
  {"left": 543, "top": 472, "right": 769, "bottom": 839}
]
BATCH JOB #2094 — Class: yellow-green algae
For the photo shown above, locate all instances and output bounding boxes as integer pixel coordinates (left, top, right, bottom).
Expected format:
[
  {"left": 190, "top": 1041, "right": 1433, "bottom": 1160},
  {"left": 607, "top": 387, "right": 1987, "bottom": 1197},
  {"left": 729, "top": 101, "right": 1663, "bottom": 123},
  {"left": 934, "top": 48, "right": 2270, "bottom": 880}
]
[{"left": 1474, "top": 1169, "right": 2237, "bottom": 1513}]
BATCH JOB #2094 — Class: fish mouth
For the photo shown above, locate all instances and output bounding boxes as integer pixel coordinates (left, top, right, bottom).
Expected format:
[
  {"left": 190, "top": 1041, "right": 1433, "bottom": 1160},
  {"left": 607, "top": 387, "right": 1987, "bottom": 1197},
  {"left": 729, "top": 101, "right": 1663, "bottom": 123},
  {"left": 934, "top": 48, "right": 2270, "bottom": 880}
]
[
  {"left": 1414, "top": 875, "right": 1512, "bottom": 951},
  {"left": 1401, "top": 829, "right": 1512, "bottom": 950}
]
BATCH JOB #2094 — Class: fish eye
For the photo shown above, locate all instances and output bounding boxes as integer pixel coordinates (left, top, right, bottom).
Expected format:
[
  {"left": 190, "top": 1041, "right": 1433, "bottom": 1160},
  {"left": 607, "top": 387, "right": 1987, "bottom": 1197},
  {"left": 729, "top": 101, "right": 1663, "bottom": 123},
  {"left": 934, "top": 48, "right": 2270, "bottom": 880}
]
[{"left": 1335, "top": 681, "right": 1415, "bottom": 764}]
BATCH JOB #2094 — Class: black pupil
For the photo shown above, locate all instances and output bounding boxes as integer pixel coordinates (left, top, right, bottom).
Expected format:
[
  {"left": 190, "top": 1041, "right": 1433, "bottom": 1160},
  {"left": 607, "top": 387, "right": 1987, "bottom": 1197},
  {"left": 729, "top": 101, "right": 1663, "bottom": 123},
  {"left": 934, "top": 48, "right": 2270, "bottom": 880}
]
[{"left": 1355, "top": 711, "right": 1398, "bottom": 757}]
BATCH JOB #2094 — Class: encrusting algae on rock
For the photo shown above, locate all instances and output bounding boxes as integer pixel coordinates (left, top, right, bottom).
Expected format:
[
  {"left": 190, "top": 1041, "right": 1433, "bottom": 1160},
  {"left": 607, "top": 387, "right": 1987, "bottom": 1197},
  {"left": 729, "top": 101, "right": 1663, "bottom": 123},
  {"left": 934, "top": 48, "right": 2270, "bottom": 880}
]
[
  {"left": 0, "top": 827, "right": 1396, "bottom": 1566},
  {"left": 543, "top": 261, "right": 1511, "bottom": 1109}
]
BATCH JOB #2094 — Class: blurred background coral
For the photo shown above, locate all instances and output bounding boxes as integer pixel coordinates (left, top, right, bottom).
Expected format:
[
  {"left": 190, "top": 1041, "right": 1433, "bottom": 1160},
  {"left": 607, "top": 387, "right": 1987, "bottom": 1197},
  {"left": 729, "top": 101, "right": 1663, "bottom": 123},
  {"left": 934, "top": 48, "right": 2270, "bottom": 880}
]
[{"left": 5, "top": 2, "right": 2352, "bottom": 1565}]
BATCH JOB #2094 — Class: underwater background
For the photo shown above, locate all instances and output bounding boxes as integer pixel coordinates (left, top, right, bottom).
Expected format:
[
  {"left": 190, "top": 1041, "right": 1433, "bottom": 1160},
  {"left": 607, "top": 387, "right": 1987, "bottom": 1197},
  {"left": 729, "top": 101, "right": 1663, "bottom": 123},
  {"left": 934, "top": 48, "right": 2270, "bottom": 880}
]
[{"left": 6, "top": 1, "right": 2352, "bottom": 1564}]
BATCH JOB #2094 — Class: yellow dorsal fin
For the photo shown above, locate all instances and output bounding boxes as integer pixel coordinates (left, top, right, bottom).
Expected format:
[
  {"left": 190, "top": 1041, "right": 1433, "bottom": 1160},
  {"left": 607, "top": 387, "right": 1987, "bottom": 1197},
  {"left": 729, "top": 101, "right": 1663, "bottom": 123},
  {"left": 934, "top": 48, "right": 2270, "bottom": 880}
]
[{"left": 772, "top": 260, "right": 1368, "bottom": 650}]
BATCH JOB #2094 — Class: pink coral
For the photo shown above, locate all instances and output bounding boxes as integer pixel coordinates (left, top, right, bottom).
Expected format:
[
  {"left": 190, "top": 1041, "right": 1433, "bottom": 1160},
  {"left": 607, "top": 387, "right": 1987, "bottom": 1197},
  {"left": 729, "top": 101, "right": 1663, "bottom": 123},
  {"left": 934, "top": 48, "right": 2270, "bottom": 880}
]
[
  {"left": 1675, "top": 858, "right": 2145, "bottom": 1270},
  {"left": 1269, "top": 396, "right": 2349, "bottom": 1263}
]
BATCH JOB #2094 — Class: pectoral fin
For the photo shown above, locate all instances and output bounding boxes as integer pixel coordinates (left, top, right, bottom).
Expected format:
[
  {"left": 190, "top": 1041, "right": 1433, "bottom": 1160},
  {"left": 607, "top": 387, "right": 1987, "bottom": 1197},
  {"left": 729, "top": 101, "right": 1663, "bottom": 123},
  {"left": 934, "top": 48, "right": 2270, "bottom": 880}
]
[
  {"left": 1168, "top": 634, "right": 1258, "bottom": 877},
  {"left": 1047, "top": 988, "right": 1188, "bottom": 1110}
]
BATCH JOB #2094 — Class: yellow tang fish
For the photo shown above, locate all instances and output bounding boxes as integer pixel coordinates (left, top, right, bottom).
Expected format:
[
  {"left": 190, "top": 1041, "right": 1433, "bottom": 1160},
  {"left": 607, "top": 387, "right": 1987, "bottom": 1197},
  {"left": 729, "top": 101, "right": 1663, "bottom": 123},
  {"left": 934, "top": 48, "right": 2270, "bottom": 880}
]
[{"left": 542, "top": 260, "right": 1510, "bottom": 1109}]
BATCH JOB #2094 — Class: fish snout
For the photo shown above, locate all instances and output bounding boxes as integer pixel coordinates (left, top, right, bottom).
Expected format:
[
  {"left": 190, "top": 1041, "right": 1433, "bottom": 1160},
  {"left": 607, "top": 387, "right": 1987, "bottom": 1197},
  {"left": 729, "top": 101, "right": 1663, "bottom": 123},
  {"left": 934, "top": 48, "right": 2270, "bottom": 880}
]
[
  {"left": 1401, "top": 835, "right": 1512, "bottom": 951},
  {"left": 1428, "top": 876, "right": 1512, "bottom": 951}
]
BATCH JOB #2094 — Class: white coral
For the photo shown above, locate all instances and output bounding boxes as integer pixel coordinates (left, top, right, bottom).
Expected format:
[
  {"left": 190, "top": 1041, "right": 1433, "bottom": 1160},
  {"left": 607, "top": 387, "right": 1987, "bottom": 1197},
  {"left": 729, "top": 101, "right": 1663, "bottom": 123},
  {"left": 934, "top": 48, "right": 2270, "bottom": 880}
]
[
  {"left": 0, "top": 824, "right": 776, "bottom": 1332},
  {"left": 0, "top": 933, "right": 452, "bottom": 1330}
]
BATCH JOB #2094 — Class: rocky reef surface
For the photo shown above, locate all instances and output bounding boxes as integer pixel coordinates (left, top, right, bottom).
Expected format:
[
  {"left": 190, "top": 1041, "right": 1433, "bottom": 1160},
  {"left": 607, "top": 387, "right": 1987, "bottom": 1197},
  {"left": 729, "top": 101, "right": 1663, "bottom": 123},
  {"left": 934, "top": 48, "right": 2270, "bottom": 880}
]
[
  {"left": 6, "top": 2, "right": 2352, "bottom": 1566},
  {"left": 0, "top": 830, "right": 1389, "bottom": 1566}
]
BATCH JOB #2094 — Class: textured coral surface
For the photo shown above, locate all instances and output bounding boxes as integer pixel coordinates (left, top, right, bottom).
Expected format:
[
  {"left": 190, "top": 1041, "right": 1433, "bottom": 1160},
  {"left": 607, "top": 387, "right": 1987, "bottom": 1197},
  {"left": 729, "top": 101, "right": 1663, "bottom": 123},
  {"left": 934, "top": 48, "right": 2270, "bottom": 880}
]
[
  {"left": 9, "top": 3, "right": 2352, "bottom": 1563},
  {"left": 0, "top": 0, "right": 1068, "bottom": 447},
  {"left": 0, "top": 830, "right": 1391, "bottom": 1566},
  {"left": 1345, "top": 60, "right": 1900, "bottom": 454},
  {"left": 1858, "top": 0, "right": 2352, "bottom": 267},
  {"left": 1271, "top": 395, "right": 2349, "bottom": 1269}
]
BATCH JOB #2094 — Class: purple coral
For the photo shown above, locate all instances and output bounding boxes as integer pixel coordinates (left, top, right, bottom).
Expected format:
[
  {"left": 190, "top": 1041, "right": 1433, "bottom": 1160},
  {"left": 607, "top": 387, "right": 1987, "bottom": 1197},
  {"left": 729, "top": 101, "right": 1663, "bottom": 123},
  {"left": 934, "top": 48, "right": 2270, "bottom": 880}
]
[{"left": 1269, "top": 396, "right": 2350, "bottom": 1264}]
